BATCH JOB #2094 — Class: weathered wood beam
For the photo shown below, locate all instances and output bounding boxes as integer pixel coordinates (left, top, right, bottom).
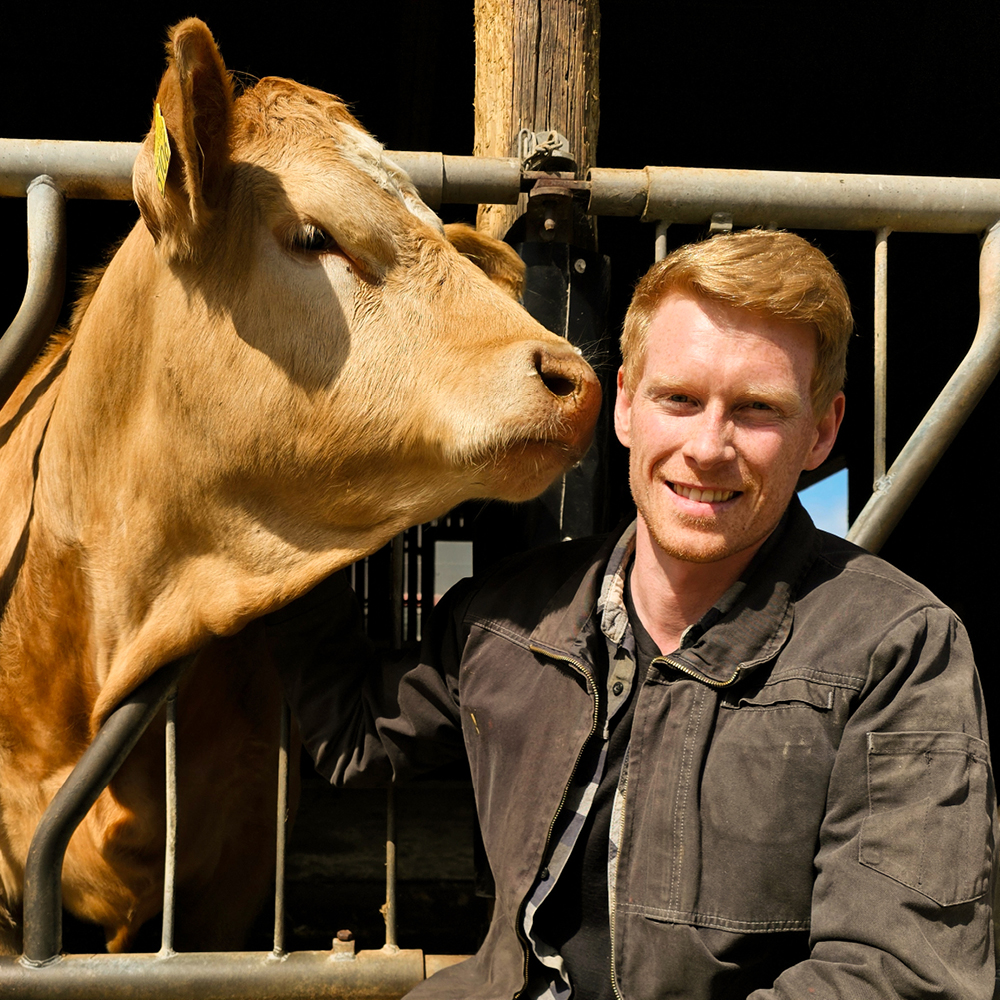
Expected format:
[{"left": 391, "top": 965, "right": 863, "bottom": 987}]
[{"left": 474, "top": 0, "right": 600, "bottom": 244}]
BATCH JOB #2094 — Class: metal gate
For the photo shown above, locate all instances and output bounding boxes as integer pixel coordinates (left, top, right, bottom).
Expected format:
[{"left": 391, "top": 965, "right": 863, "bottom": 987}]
[{"left": 2, "top": 137, "right": 998, "bottom": 997}]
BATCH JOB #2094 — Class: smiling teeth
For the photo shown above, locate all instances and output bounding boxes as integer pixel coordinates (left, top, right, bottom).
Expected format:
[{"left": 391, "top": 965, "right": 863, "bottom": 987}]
[{"left": 672, "top": 484, "right": 736, "bottom": 503}]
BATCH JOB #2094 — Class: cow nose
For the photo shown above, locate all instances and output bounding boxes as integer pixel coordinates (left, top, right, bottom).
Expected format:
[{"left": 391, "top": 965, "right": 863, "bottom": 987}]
[{"left": 534, "top": 347, "right": 583, "bottom": 398}]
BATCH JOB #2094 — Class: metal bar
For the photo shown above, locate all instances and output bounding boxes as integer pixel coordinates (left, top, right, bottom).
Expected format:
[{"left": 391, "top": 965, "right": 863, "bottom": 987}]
[
  {"left": 384, "top": 785, "right": 398, "bottom": 950},
  {"left": 273, "top": 700, "right": 291, "bottom": 956},
  {"left": 0, "top": 140, "right": 137, "bottom": 199},
  {"left": 406, "top": 527, "right": 419, "bottom": 644},
  {"left": 874, "top": 228, "right": 890, "bottom": 483},
  {"left": 5, "top": 139, "right": 1000, "bottom": 233},
  {"left": 0, "top": 175, "right": 66, "bottom": 409},
  {"left": 0, "top": 947, "right": 426, "bottom": 999},
  {"left": 159, "top": 686, "right": 179, "bottom": 956},
  {"left": 22, "top": 657, "right": 193, "bottom": 965},
  {"left": 390, "top": 535, "right": 404, "bottom": 652},
  {"left": 384, "top": 150, "right": 522, "bottom": 209},
  {"left": 589, "top": 164, "right": 1000, "bottom": 233},
  {"left": 848, "top": 220, "right": 1000, "bottom": 551},
  {"left": 654, "top": 220, "right": 669, "bottom": 262}
]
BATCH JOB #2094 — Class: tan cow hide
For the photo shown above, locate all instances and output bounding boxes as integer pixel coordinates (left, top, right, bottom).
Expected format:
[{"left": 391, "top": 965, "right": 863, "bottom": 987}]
[{"left": 0, "top": 19, "right": 600, "bottom": 953}]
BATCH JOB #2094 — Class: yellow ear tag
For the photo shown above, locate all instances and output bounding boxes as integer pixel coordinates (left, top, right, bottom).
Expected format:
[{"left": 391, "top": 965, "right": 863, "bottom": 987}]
[{"left": 153, "top": 103, "right": 171, "bottom": 197}]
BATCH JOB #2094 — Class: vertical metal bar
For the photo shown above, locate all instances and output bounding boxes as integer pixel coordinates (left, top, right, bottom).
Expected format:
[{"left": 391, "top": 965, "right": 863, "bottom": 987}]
[
  {"left": 159, "top": 685, "right": 179, "bottom": 955},
  {"left": 654, "top": 220, "right": 670, "bottom": 261},
  {"left": 390, "top": 534, "right": 404, "bottom": 652},
  {"left": 0, "top": 175, "right": 67, "bottom": 409},
  {"left": 849, "top": 220, "right": 1000, "bottom": 550},
  {"left": 384, "top": 784, "right": 398, "bottom": 950},
  {"left": 384, "top": 530, "right": 404, "bottom": 949},
  {"left": 22, "top": 658, "right": 189, "bottom": 965},
  {"left": 273, "top": 700, "right": 291, "bottom": 955},
  {"left": 874, "top": 227, "right": 890, "bottom": 484}
]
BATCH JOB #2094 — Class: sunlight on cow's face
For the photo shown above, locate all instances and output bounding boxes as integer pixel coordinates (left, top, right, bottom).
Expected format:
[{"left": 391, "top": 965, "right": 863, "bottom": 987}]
[{"left": 134, "top": 71, "right": 600, "bottom": 528}]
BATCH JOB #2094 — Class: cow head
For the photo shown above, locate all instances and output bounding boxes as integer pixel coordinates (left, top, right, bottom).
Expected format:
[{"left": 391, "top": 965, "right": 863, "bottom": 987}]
[{"left": 57, "top": 19, "right": 600, "bottom": 713}]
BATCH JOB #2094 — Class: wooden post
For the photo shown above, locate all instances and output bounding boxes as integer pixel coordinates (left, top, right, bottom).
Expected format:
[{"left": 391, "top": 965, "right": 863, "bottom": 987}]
[{"left": 474, "top": 0, "right": 600, "bottom": 245}]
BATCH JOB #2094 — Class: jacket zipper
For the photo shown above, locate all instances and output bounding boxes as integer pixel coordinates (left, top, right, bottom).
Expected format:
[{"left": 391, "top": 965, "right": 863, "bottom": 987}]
[
  {"left": 655, "top": 654, "right": 742, "bottom": 689},
  {"left": 511, "top": 645, "right": 600, "bottom": 1000},
  {"left": 608, "top": 747, "right": 629, "bottom": 1000}
]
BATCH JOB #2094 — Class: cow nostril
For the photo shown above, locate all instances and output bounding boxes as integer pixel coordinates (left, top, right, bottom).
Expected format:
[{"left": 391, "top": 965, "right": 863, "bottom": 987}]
[{"left": 535, "top": 351, "right": 577, "bottom": 398}]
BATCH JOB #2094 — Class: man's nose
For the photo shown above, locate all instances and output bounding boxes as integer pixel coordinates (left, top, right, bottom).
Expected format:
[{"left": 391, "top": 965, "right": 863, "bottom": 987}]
[{"left": 683, "top": 411, "right": 736, "bottom": 468}]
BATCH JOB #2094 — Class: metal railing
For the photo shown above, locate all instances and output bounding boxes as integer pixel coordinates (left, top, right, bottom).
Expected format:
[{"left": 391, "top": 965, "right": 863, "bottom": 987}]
[{"left": 3, "top": 136, "right": 999, "bottom": 997}]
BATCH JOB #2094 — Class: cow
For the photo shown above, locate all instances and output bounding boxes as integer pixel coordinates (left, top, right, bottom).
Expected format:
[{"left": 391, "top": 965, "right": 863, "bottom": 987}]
[{"left": 0, "top": 19, "right": 600, "bottom": 954}]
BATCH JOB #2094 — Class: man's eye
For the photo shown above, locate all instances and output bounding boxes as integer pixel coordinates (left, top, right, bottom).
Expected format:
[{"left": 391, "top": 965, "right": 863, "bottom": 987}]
[
  {"left": 668, "top": 393, "right": 692, "bottom": 403},
  {"left": 748, "top": 401, "right": 772, "bottom": 411},
  {"left": 290, "top": 223, "right": 339, "bottom": 254}
]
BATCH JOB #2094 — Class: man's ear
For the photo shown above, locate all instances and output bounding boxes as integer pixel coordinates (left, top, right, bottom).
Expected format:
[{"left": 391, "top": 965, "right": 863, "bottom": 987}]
[
  {"left": 444, "top": 223, "right": 525, "bottom": 300},
  {"left": 614, "top": 367, "right": 632, "bottom": 448},
  {"left": 133, "top": 18, "right": 233, "bottom": 259},
  {"left": 803, "top": 391, "right": 846, "bottom": 471}
]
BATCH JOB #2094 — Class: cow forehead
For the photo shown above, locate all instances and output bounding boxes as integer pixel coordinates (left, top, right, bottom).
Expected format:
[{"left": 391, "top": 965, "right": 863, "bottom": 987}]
[{"left": 233, "top": 76, "right": 442, "bottom": 233}]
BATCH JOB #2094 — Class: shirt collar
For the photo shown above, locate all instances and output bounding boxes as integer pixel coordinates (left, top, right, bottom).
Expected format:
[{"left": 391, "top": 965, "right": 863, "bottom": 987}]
[
  {"left": 595, "top": 502, "right": 805, "bottom": 659},
  {"left": 596, "top": 521, "right": 637, "bottom": 647}
]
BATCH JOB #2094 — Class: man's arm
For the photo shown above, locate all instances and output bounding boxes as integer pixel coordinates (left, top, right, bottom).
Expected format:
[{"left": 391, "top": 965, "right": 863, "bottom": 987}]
[
  {"left": 752, "top": 605, "right": 996, "bottom": 1000},
  {"left": 262, "top": 570, "right": 470, "bottom": 786}
]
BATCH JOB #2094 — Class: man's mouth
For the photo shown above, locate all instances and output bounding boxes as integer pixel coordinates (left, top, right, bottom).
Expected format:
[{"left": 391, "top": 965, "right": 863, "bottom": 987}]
[{"left": 669, "top": 482, "right": 739, "bottom": 503}]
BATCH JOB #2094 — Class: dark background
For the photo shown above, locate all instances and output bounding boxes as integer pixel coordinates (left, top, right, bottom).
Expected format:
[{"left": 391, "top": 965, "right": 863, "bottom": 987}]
[{"left": 3, "top": 0, "right": 998, "bottom": 951}]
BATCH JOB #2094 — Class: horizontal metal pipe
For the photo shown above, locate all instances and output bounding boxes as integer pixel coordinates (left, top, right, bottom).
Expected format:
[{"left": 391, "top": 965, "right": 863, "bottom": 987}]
[
  {"left": 5, "top": 139, "right": 1000, "bottom": 233},
  {"left": 22, "top": 658, "right": 192, "bottom": 965},
  {"left": 848, "top": 221, "right": 1000, "bottom": 551},
  {"left": 0, "top": 139, "right": 137, "bottom": 199},
  {"left": 386, "top": 151, "right": 521, "bottom": 208},
  {"left": 589, "top": 165, "right": 1000, "bottom": 233},
  {"left": 0, "top": 140, "right": 522, "bottom": 207},
  {"left": 0, "top": 176, "right": 66, "bottom": 409},
  {"left": 0, "top": 948, "right": 428, "bottom": 1000}
]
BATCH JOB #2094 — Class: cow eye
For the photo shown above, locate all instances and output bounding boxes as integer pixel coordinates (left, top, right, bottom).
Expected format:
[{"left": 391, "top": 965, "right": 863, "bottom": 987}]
[{"left": 290, "top": 223, "right": 338, "bottom": 254}]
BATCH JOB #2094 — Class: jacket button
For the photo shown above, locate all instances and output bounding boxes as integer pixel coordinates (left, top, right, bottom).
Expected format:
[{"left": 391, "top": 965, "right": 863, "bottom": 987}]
[
  {"left": 540, "top": 867, "right": 550, "bottom": 881},
  {"left": 612, "top": 681, "right": 624, "bottom": 696}
]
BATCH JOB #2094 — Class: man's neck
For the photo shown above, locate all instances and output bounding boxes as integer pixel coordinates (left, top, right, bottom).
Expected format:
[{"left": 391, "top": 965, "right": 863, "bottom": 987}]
[{"left": 629, "top": 519, "right": 763, "bottom": 654}]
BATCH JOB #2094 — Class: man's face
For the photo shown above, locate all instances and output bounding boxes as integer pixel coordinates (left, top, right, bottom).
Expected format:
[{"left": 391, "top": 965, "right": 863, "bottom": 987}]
[{"left": 614, "top": 294, "right": 843, "bottom": 570}]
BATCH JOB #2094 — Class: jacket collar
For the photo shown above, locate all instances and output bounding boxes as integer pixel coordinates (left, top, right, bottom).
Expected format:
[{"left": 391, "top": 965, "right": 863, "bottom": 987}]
[{"left": 529, "top": 497, "right": 821, "bottom": 688}]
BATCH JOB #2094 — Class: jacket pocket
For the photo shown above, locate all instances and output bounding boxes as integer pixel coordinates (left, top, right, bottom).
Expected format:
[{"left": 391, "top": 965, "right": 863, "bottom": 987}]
[
  {"left": 722, "top": 676, "right": 835, "bottom": 711},
  {"left": 859, "top": 730, "right": 992, "bottom": 905},
  {"left": 685, "top": 677, "right": 843, "bottom": 929}
]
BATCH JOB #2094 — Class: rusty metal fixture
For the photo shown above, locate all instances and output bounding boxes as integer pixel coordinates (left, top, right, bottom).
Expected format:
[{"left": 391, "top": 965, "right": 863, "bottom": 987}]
[
  {"left": 0, "top": 174, "right": 66, "bottom": 409},
  {"left": 332, "top": 931, "right": 357, "bottom": 959},
  {"left": 0, "top": 947, "right": 428, "bottom": 999},
  {"left": 523, "top": 174, "right": 591, "bottom": 245}
]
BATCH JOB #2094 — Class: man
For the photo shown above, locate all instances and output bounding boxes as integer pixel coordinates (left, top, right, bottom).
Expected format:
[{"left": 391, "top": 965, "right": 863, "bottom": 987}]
[{"left": 267, "top": 229, "right": 995, "bottom": 999}]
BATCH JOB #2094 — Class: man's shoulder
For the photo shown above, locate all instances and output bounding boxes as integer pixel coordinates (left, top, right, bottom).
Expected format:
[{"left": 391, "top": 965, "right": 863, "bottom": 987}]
[
  {"left": 804, "top": 527, "right": 949, "bottom": 613},
  {"left": 787, "top": 526, "right": 963, "bottom": 672},
  {"left": 458, "top": 532, "right": 614, "bottom": 639}
]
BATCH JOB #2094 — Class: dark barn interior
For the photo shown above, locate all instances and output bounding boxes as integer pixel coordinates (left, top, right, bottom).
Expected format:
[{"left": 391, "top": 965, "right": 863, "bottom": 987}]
[{"left": 2, "top": 0, "right": 997, "bottom": 961}]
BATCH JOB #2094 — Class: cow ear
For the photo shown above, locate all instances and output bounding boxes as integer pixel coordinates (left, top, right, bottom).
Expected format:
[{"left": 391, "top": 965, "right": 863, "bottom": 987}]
[
  {"left": 444, "top": 224, "right": 525, "bottom": 300},
  {"left": 133, "top": 18, "right": 233, "bottom": 258}
]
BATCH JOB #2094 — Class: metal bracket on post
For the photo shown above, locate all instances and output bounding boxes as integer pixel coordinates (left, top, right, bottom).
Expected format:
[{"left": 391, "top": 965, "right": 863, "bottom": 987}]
[
  {"left": 518, "top": 129, "right": 573, "bottom": 172},
  {"left": 708, "top": 211, "right": 734, "bottom": 235}
]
